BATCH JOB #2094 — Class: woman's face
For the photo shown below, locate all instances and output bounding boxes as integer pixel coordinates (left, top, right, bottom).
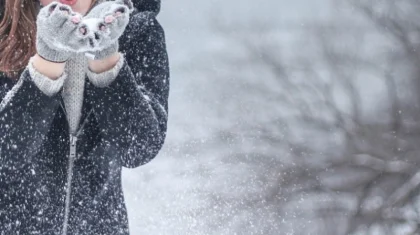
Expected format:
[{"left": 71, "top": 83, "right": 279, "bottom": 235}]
[{"left": 39, "top": 0, "right": 93, "bottom": 15}]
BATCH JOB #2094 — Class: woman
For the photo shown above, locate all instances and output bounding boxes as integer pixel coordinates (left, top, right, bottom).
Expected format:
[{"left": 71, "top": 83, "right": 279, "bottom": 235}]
[{"left": 0, "top": 0, "right": 169, "bottom": 234}]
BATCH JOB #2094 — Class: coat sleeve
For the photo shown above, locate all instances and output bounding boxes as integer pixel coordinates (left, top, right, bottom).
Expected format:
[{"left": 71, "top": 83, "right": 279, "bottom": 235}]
[
  {"left": 0, "top": 70, "right": 62, "bottom": 170},
  {"left": 86, "top": 12, "right": 170, "bottom": 169}
]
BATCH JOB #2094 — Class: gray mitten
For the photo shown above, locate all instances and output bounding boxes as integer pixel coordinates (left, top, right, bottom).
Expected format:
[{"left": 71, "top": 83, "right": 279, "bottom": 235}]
[
  {"left": 36, "top": 2, "right": 87, "bottom": 62},
  {"left": 82, "top": 0, "right": 134, "bottom": 60}
]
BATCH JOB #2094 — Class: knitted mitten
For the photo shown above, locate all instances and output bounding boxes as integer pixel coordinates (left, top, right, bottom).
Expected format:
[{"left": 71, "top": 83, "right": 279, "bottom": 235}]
[
  {"left": 82, "top": 0, "right": 134, "bottom": 60},
  {"left": 36, "top": 2, "right": 86, "bottom": 62}
]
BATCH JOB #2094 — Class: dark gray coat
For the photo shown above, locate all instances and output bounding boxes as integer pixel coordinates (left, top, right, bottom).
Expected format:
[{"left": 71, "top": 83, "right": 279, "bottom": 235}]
[{"left": 0, "top": 0, "right": 169, "bottom": 234}]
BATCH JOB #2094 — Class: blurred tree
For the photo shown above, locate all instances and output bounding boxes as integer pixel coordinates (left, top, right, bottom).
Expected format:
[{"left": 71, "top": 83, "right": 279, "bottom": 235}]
[{"left": 194, "top": 0, "right": 420, "bottom": 234}]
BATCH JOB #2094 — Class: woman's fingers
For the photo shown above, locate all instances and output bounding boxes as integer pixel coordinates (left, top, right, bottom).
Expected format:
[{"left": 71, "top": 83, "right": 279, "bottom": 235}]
[
  {"left": 99, "top": 22, "right": 107, "bottom": 32},
  {"left": 115, "top": 0, "right": 134, "bottom": 11},
  {"left": 71, "top": 18, "right": 106, "bottom": 50},
  {"left": 104, "top": 15, "right": 115, "bottom": 24},
  {"left": 79, "top": 26, "right": 88, "bottom": 36},
  {"left": 47, "top": 3, "right": 75, "bottom": 28},
  {"left": 103, "top": 6, "right": 126, "bottom": 25},
  {"left": 114, "top": 6, "right": 127, "bottom": 15},
  {"left": 71, "top": 15, "right": 82, "bottom": 24},
  {"left": 49, "top": 0, "right": 134, "bottom": 52}
]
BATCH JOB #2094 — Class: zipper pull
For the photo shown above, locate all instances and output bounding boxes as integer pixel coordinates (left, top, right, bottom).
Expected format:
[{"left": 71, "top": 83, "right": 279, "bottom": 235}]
[{"left": 69, "top": 135, "right": 77, "bottom": 159}]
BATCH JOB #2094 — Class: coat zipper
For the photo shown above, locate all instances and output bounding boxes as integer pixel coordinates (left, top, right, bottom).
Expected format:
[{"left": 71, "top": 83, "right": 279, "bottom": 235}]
[
  {"left": 59, "top": 99, "right": 93, "bottom": 235},
  {"left": 61, "top": 135, "right": 77, "bottom": 235}
]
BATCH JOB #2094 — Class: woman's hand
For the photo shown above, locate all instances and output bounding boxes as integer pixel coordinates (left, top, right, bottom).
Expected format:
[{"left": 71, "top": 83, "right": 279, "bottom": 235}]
[
  {"left": 36, "top": 2, "right": 86, "bottom": 63},
  {"left": 82, "top": 0, "right": 134, "bottom": 60}
]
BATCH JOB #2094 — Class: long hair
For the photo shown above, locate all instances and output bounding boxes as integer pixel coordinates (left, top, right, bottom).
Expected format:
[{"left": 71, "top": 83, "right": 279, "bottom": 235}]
[
  {"left": 0, "top": 0, "right": 98, "bottom": 80},
  {"left": 0, "top": 0, "right": 39, "bottom": 80}
]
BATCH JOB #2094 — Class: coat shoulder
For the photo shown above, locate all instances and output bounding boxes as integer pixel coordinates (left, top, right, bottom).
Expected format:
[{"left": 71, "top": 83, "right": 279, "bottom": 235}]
[
  {"left": 0, "top": 73, "right": 14, "bottom": 91},
  {"left": 122, "top": 10, "right": 164, "bottom": 42},
  {"left": 119, "top": 10, "right": 166, "bottom": 64}
]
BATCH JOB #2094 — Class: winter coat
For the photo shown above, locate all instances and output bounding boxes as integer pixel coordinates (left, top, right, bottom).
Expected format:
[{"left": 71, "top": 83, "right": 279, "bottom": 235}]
[{"left": 0, "top": 0, "right": 169, "bottom": 234}]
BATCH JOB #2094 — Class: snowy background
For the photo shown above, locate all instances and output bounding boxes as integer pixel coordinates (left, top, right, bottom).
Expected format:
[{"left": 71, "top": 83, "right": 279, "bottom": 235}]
[{"left": 123, "top": 0, "right": 420, "bottom": 234}]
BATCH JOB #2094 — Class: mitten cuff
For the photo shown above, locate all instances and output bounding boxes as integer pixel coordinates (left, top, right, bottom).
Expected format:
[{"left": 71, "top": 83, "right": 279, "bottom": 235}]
[
  {"left": 94, "top": 43, "right": 119, "bottom": 61},
  {"left": 28, "top": 56, "right": 67, "bottom": 97},
  {"left": 36, "top": 39, "right": 69, "bottom": 63},
  {"left": 86, "top": 52, "right": 125, "bottom": 88}
]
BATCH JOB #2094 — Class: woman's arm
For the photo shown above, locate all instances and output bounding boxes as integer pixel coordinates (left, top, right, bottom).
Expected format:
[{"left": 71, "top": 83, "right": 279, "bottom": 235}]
[
  {"left": 0, "top": 69, "right": 63, "bottom": 168},
  {"left": 32, "top": 54, "right": 66, "bottom": 80},
  {"left": 0, "top": 2, "right": 87, "bottom": 167},
  {"left": 29, "top": 54, "right": 68, "bottom": 97},
  {"left": 88, "top": 52, "right": 121, "bottom": 74},
  {"left": 86, "top": 12, "right": 170, "bottom": 168}
]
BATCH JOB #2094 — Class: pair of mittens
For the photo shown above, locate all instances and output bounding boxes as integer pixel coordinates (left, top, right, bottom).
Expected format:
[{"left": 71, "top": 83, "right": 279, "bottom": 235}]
[{"left": 36, "top": 0, "right": 134, "bottom": 63}]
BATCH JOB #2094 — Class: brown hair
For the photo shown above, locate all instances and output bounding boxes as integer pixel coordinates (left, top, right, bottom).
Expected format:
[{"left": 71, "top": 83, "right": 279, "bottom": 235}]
[
  {"left": 0, "top": 0, "right": 98, "bottom": 80},
  {"left": 0, "top": 0, "right": 39, "bottom": 80}
]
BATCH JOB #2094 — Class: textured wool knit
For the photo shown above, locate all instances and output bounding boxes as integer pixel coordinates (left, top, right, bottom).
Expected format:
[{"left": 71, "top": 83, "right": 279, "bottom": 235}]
[{"left": 28, "top": 53, "right": 124, "bottom": 134}]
